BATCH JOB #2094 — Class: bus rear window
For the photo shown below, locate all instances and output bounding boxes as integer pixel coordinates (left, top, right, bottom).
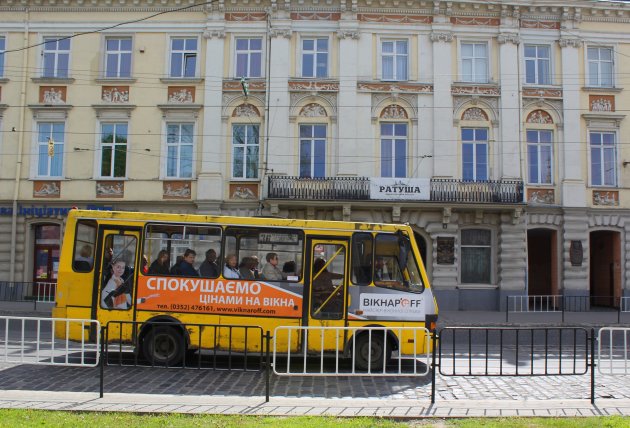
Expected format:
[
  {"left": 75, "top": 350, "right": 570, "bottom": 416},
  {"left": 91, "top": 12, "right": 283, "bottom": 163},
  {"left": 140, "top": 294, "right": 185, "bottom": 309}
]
[{"left": 73, "top": 221, "right": 96, "bottom": 272}]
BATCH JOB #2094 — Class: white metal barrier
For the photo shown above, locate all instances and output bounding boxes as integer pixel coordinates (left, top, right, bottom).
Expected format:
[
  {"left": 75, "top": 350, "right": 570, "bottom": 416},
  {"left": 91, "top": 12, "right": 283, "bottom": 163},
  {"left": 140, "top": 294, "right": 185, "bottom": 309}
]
[
  {"left": 35, "top": 282, "right": 56, "bottom": 303},
  {"left": 272, "top": 326, "right": 431, "bottom": 376},
  {"left": 0, "top": 316, "right": 100, "bottom": 367},
  {"left": 598, "top": 327, "right": 630, "bottom": 375},
  {"left": 507, "top": 295, "right": 562, "bottom": 313}
]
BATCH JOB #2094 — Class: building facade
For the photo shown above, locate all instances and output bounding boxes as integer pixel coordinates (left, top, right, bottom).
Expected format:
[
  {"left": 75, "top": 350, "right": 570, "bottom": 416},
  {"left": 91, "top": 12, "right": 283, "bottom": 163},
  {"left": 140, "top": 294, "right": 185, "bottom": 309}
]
[{"left": 0, "top": 0, "right": 629, "bottom": 310}]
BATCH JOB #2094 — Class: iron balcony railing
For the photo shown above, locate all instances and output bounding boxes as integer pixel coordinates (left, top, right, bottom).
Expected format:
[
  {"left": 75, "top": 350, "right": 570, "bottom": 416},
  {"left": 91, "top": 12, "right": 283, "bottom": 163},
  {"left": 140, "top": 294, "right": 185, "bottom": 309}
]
[{"left": 267, "top": 176, "right": 524, "bottom": 204}]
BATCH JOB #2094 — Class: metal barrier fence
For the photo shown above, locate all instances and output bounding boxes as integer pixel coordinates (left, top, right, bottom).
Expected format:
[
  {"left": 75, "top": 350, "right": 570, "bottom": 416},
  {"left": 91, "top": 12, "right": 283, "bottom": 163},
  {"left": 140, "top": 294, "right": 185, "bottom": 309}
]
[
  {"left": 272, "top": 326, "right": 431, "bottom": 376},
  {"left": 506, "top": 295, "right": 629, "bottom": 323},
  {"left": 597, "top": 327, "right": 630, "bottom": 375},
  {"left": 0, "top": 281, "right": 56, "bottom": 310},
  {"left": 0, "top": 316, "right": 100, "bottom": 367}
]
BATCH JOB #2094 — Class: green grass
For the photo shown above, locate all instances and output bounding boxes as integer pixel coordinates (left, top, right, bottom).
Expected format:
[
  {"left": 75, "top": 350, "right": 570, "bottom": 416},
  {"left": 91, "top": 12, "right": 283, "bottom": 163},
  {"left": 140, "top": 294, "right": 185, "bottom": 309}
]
[{"left": 0, "top": 410, "right": 627, "bottom": 427}]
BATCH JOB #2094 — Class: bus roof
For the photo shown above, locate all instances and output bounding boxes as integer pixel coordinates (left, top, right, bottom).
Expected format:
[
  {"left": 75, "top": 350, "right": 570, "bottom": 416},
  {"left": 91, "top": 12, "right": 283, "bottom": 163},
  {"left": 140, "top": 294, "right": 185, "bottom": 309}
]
[{"left": 68, "top": 209, "right": 411, "bottom": 233}]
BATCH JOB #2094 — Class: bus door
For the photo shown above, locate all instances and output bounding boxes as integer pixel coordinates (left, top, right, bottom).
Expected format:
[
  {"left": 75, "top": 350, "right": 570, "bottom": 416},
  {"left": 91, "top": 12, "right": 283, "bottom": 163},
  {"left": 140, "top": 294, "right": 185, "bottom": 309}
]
[
  {"left": 306, "top": 238, "right": 348, "bottom": 353},
  {"left": 95, "top": 227, "right": 141, "bottom": 343}
]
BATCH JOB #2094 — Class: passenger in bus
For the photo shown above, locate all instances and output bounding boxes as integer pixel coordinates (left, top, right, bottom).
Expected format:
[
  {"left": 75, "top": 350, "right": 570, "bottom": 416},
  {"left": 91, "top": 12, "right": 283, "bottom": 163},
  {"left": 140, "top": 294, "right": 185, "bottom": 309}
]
[
  {"left": 261, "top": 252, "right": 285, "bottom": 281},
  {"left": 101, "top": 259, "right": 132, "bottom": 310},
  {"left": 199, "top": 249, "right": 219, "bottom": 278},
  {"left": 148, "top": 250, "right": 170, "bottom": 275},
  {"left": 250, "top": 255, "right": 261, "bottom": 279},
  {"left": 239, "top": 256, "right": 256, "bottom": 280},
  {"left": 311, "top": 258, "right": 344, "bottom": 314},
  {"left": 171, "top": 249, "right": 199, "bottom": 277},
  {"left": 223, "top": 254, "right": 240, "bottom": 279},
  {"left": 374, "top": 257, "right": 391, "bottom": 281},
  {"left": 283, "top": 260, "right": 297, "bottom": 276}
]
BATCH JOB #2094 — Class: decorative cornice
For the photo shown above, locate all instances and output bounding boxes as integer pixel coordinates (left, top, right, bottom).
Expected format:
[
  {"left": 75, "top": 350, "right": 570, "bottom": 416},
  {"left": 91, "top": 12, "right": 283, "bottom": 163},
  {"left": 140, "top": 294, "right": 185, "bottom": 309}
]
[
  {"left": 358, "top": 81, "right": 433, "bottom": 94},
  {"left": 497, "top": 33, "right": 520, "bottom": 45},
  {"left": 223, "top": 79, "right": 266, "bottom": 92},
  {"left": 522, "top": 87, "right": 563, "bottom": 99},
  {"left": 358, "top": 14, "right": 432, "bottom": 24},
  {"left": 451, "top": 84, "right": 500, "bottom": 97},
  {"left": 558, "top": 38, "right": 582, "bottom": 49},
  {"left": 430, "top": 32, "right": 453, "bottom": 43},
  {"left": 288, "top": 80, "right": 339, "bottom": 92}
]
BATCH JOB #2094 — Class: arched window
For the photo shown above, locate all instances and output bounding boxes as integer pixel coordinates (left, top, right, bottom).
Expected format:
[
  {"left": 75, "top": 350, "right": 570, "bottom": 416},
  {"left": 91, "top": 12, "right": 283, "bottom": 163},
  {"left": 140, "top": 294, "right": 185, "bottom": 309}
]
[
  {"left": 231, "top": 103, "right": 261, "bottom": 179},
  {"left": 460, "top": 107, "right": 490, "bottom": 182}
]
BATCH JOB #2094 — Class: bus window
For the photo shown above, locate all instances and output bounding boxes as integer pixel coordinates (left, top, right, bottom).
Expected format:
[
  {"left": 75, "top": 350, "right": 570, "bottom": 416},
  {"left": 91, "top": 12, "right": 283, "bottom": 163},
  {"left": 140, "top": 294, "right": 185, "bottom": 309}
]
[
  {"left": 224, "top": 227, "right": 303, "bottom": 282},
  {"left": 143, "top": 223, "right": 222, "bottom": 278},
  {"left": 311, "top": 244, "right": 345, "bottom": 319},
  {"left": 100, "top": 234, "right": 136, "bottom": 310},
  {"left": 351, "top": 232, "right": 373, "bottom": 285},
  {"left": 374, "top": 233, "right": 424, "bottom": 293},
  {"left": 72, "top": 221, "right": 96, "bottom": 272}
]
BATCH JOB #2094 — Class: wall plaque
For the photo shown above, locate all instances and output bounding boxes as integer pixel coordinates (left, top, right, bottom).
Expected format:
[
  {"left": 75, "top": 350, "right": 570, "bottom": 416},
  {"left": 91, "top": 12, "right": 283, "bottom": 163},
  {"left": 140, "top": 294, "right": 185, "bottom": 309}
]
[
  {"left": 570, "top": 240, "right": 583, "bottom": 267},
  {"left": 437, "top": 237, "right": 455, "bottom": 265}
]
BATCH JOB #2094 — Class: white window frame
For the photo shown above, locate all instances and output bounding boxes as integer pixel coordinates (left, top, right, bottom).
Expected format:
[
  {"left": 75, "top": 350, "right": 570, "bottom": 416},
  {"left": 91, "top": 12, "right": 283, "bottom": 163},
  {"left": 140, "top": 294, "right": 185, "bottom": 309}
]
[
  {"left": 35, "top": 121, "right": 65, "bottom": 178},
  {"left": 104, "top": 36, "right": 133, "bottom": 78},
  {"left": 460, "top": 228, "right": 493, "bottom": 285},
  {"left": 165, "top": 122, "right": 195, "bottom": 178},
  {"left": 168, "top": 36, "right": 199, "bottom": 78},
  {"left": 41, "top": 36, "right": 71, "bottom": 78},
  {"left": 380, "top": 121, "right": 408, "bottom": 178},
  {"left": 459, "top": 41, "right": 489, "bottom": 83},
  {"left": 299, "top": 36, "right": 329, "bottom": 79},
  {"left": 523, "top": 43, "right": 552, "bottom": 86},
  {"left": 0, "top": 35, "right": 6, "bottom": 78},
  {"left": 378, "top": 37, "right": 409, "bottom": 81},
  {"left": 526, "top": 129, "right": 554, "bottom": 185},
  {"left": 586, "top": 45, "right": 615, "bottom": 88},
  {"left": 98, "top": 122, "right": 129, "bottom": 179},
  {"left": 231, "top": 123, "right": 260, "bottom": 179},
  {"left": 233, "top": 36, "right": 264, "bottom": 78},
  {"left": 589, "top": 130, "right": 617, "bottom": 187},
  {"left": 461, "top": 127, "right": 489, "bottom": 181},
  {"left": 298, "top": 123, "right": 327, "bottom": 178}
]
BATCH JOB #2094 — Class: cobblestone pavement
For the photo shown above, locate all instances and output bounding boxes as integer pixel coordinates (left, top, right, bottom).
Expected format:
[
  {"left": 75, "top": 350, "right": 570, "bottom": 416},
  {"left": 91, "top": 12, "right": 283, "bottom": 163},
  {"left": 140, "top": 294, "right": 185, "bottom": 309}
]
[{"left": 0, "top": 361, "right": 627, "bottom": 402}]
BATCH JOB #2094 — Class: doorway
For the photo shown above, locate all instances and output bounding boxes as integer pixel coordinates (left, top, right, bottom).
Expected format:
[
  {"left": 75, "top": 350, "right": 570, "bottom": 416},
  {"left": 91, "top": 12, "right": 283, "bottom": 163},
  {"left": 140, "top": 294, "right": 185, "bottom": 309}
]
[
  {"left": 32, "top": 224, "right": 61, "bottom": 300},
  {"left": 589, "top": 230, "right": 621, "bottom": 308},
  {"left": 527, "top": 229, "right": 558, "bottom": 300}
]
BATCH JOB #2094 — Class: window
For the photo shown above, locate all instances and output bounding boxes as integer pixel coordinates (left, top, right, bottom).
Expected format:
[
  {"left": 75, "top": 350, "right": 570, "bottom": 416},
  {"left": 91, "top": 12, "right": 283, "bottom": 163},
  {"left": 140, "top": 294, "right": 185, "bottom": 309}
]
[
  {"left": 527, "top": 130, "right": 553, "bottom": 184},
  {"left": 462, "top": 128, "right": 488, "bottom": 181},
  {"left": 105, "top": 37, "right": 132, "bottom": 78},
  {"left": 0, "top": 36, "right": 6, "bottom": 77},
  {"left": 380, "top": 123, "right": 407, "bottom": 178},
  {"left": 301, "top": 38, "right": 328, "bottom": 78},
  {"left": 166, "top": 123, "right": 193, "bottom": 178},
  {"left": 299, "top": 124, "right": 326, "bottom": 177},
  {"left": 170, "top": 37, "right": 197, "bottom": 78},
  {"left": 524, "top": 45, "right": 550, "bottom": 85},
  {"left": 461, "top": 42, "right": 488, "bottom": 83},
  {"left": 590, "top": 131, "right": 616, "bottom": 187},
  {"left": 100, "top": 123, "right": 128, "bottom": 178},
  {"left": 235, "top": 38, "right": 262, "bottom": 78},
  {"left": 587, "top": 47, "right": 613, "bottom": 88},
  {"left": 37, "top": 122, "right": 64, "bottom": 177},
  {"left": 381, "top": 40, "right": 408, "bottom": 81},
  {"left": 73, "top": 221, "right": 96, "bottom": 272},
  {"left": 461, "top": 229, "right": 491, "bottom": 284},
  {"left": 232, "top": 124, "right": 259, "bottom": 179},
  {"left": 42, "top": 37, "right": 70, "bottom": 78}
]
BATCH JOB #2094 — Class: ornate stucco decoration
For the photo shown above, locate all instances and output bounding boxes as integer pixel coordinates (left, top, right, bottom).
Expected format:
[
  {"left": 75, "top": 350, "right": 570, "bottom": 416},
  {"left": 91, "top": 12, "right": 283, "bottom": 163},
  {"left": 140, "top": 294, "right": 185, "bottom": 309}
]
[
  {"left": 289, "top": 93, "right": 337, "bottom": 121},
  {"left": 96, "top": 181, "right": 124, "bottom": 198},
  {"left": 299, "top": 103, "right": 327, "bottom": 117},
  {"left": 225, "top": 12, "right": 267, "bottom": 21},
  {"left": 593, "top": 191, "right": 619, "bottom": 206},
  {"left": 520, "top": 20, "right": 560, "bottom": 30},
  {"left": 223, "top": 80, "right": 266, "bottom": 92},
  {"left": 288, "top": 80, "right": 339, "bottom": 92},
  {"left": 233, "top": 103, "right": 260, "bottom": 117},
  {"left": 291, "top": 12, "right": 340, "bottom": 21},
  {"left": 430, "top": 32, "right": 453, "bottom": 43},
  {"left": 336, "top": 30, "right": 360, "bottom": 39},
  {"left": 461, "top": 107, "right": 488, "bottom": 121},
  {"left": 591, "top": 98, "right": 613, "bottom": 112},
  {"left": 497, "top": 33, "right": 520, "bottom": 45},
  {"left": 357, "top": 82, "right": 433, "bottom": 94},
  {"left": 269, "top": 28, "right": 292, "bottom": 38},
  {"left": 380, "top": 104, "right": 408, "bottom": 120},
  {"left": 526, "top": 109, "right": 553, "bottom": 124},
  {"left": 522, "top": 88, "right": 563, "bottom": 99},
  {"left": 527, "top": 189, "right": 555, "bottom": 205},
  {"left": 358, "top": 14, "right": 432, "bottom": 24},
  {"left": 168, "top": 88, "right": 194, "bottom": 103},
  {"left": 163, "top": 182, "right": 191, "bottom": 199},
  {"left": 33, "top": 181, "right": 60, "bottom": 198},
  {"left": 450, "top": 17, "right": 500, "bottom": 26},
  {"left": 102, "top": 87, "right": 129, "bottom": 103},
  {"left": 451, "top": 85, "right": 500, "bottom": 97},
  {"left": 203, "top": 29, "right": 226, "bottom": 39},
  {"left": 371, "top": 93, "right": 417, "bottom": 122},
  {"left": 42, "top": 87, "right": 65, "bottom": 104},
  {"left": 559, "top": 38, "right": 581, "bottom": 49}
]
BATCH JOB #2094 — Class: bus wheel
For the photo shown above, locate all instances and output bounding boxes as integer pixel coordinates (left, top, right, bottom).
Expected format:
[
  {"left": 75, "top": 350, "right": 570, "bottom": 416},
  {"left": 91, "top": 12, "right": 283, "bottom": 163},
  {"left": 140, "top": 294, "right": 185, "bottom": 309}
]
[
  {"left": 354, "top": 333, "right": 391, "bottom": 371},
  {"left": 142, "top": 326, "right": 185, "bottom": 366}
]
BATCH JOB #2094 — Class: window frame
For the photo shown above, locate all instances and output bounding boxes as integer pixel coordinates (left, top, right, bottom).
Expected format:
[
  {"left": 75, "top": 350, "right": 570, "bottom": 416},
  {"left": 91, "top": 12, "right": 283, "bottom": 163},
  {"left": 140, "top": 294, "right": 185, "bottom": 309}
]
[
  {"left": 0, "top": 35, "right": 5, "bottom": 78},
  {"left": 589, "top": 130, "right": 617, "bottom": 187},
  {"left": 99, "top": 122, "right": 129, "bottom": 179},
  {"left": 298, "top": 123, "right": 327, "bottom": 178},
  {"left": 379, "top": 38, "right": 409, "bottom": 82},
  {"left": 586, "top": 46, "right": 615, "bottom": 88},
  {"left": 526, "top": 129, "right": 554, "bottom": 185},
  {"left": 380, "top": 121, "right": 408, "bottom": 178},
  {"left": 231, "top": 123, "right": 260, "bottom": 180},
  {"left": 36, "top": 121, "right": 65, "bottom": 178},
  {"left": 234, "top": 36, "right": 264, "bottom": 78},
  {"left": 168, "top": 36, "right": 199, "bottom": 78},
  {"left": 104, "top": 36, "right": 133, "bottom": 79},
  {"left": 41, "top": 36, "right": 71, "bottom": 78},
  {"left": 523, "top": 43, "right": 551, "bottom": 86},
  {"left": 460, "top": 228, "right": 493, "bottom": 285},
  {"left": 461, "top": 127, "right": 489, "bottom": 182},
  {"left": 459, "top": 41, "right": 489, "bottom": 84},
  {"left": 299, "top": 36, "right": 329, "bottom": 79}
]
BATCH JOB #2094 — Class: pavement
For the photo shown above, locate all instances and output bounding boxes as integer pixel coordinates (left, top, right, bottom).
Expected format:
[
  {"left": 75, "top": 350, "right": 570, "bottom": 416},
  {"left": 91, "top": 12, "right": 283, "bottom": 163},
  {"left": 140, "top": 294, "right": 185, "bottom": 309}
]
[{"left": 0, "top": 303, "right": 629, "bottom": 418}]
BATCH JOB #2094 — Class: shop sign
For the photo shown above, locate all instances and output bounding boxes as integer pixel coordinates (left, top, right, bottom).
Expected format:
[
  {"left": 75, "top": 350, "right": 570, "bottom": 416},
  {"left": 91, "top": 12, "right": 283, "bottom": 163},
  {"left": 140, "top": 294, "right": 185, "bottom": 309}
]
[
  {"left": 369, "top": 178, "right": 430, "bottom": 200},
  {"left": 0, "top": 204, "right": 113, "bottom": 217}
]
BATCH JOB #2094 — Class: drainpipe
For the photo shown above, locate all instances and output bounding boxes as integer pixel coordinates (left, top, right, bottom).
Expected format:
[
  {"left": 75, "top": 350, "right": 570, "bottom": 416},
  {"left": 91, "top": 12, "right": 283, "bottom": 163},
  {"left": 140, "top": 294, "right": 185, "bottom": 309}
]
[{"left": 9, "top": 8, "right": 30, "bottom": 282}]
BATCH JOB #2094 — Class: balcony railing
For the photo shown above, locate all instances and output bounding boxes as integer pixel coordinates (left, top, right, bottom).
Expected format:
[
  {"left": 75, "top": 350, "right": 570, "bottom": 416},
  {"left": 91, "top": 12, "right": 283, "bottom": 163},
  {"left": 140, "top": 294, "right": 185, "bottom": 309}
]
[{"left": 267, "top": 176, "right": 524, "bottom": 204}]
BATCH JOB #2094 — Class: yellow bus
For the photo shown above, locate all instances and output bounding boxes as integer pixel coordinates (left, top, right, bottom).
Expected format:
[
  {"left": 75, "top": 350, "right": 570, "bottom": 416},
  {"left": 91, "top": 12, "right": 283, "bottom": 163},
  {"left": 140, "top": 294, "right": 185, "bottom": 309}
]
[{"left": 53, "top": 209, "right": 438, "bottom": 369}]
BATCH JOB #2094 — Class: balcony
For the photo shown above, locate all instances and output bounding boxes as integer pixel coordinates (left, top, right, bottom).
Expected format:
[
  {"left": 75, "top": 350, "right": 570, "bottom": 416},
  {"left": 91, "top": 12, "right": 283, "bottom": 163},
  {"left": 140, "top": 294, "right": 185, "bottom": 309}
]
[{"left": 267, "top": 176, "right": 524, "bottom": 204}]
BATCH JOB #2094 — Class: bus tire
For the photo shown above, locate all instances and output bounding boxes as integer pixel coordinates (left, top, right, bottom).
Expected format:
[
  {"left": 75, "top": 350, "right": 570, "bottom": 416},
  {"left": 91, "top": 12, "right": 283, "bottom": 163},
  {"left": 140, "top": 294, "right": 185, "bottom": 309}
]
[
  {"left": 354, "top": 333, "right": 391, "bottom": 371},
  {"left": 142, "top": 325, "right": 185, "bottom": 366}
]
